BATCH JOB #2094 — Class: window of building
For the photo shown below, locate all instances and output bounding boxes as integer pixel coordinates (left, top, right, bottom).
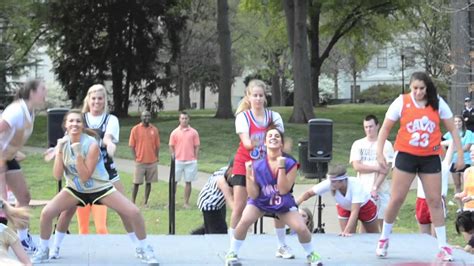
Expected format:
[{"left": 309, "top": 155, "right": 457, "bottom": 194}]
[{"left": 377, "top": 49, "right": 387, "bottom": 68}]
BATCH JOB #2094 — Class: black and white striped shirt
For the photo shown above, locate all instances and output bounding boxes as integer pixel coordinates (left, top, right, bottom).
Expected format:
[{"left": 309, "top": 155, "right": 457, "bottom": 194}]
[{"left": 197, "top": 167, "right": 227, "bottom": 211}]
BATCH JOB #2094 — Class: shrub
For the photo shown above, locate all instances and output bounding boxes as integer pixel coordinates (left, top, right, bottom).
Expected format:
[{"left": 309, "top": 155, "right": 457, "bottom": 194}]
[{"left": 359, "top": 84, "right": 401, "bottom": 104}]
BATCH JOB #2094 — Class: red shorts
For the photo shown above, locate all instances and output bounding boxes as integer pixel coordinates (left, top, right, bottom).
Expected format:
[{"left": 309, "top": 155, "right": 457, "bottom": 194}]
[
  {"left": 415, "top": 197, "right": 446, "bottom": 224},
  {"left": 336, "top": 200, "right": 377, "bottom": 223}
]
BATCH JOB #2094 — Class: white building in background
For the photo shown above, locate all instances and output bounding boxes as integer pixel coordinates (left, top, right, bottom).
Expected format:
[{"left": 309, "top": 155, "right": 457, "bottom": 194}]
[
  {"left": 128, "top": 76, "right": 246, "bottom": 112},
  {"left": 337, "top": 38, "right": 422, "bottom": 100}
]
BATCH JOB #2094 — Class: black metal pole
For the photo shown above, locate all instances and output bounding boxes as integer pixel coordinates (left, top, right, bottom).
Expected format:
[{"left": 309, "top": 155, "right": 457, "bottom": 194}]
[
  {"left": 169, "top": 156, "right": 176, "bottom": 235},
  {"left": 313, "top": 162, "right": 327, "bottom": 233},
  {"left": 314, "top": 193, "right": 325, "bottom": 233}
]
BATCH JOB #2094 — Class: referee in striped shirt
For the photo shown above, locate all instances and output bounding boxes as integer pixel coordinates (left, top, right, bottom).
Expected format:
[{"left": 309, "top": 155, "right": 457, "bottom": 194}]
[{"left": 195, "top": 159, "right": 234, "bottom": 234}]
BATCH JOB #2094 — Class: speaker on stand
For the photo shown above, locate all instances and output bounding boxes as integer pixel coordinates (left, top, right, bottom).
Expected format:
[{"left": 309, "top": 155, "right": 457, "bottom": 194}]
[{"left": 298, "top": 119, "right": 333, "bottom": 234}]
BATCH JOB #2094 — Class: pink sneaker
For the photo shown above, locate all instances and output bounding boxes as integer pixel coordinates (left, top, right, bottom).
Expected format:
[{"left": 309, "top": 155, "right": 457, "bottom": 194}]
[
  {"left": 437, "top": 246, "right": 453, "bottom": 261},
  {"left": 375, "top": 239, "right": 389, "bottom": 257}
]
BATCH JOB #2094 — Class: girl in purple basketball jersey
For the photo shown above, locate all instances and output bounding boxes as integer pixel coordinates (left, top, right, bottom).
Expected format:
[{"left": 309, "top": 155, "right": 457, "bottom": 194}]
[{"left": 225, "top": 128, "right": 322, "bottom": 266}]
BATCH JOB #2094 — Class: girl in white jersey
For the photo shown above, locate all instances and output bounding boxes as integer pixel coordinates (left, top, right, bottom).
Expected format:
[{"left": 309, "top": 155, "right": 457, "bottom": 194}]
[
  {"left": 0, "top": 79, "right": 46, "bottom": 253},
  {"left": 31, "top": 110, "right": 158, "bottom": 264},
  {"left": 50, "top": 84, "right": 136, "bottom": 259}
]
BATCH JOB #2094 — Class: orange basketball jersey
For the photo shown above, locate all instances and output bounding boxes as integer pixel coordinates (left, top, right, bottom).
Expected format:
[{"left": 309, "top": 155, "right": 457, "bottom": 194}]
[{"left": 394, "top": 94, "right": 442, "bottom": 156}]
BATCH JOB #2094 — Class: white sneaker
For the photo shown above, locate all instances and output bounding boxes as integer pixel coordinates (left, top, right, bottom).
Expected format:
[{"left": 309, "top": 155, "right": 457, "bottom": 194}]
[
  {"left": 375, "top": 238, "right": 389, "bottom": 257},
  {"left": 437, "top": 246, "right": 454, "bottom": 261},
  {"left": 275, "top": 245, "right": 295, "bottom": 259},
  {"left": 31, "top": 246, "right": 49, "bottom": 264},
  {"left": 49, "top": 246, "right": 60, "bottom": 259},
  {"left": 136, "top": 247, "right": 144, "bottom": 259},
  {"left": 136, "top": 245, "right": 158, "bottom": 264},
  {"left": 21, "top": 233, "right": 37, "bottom": 253}
]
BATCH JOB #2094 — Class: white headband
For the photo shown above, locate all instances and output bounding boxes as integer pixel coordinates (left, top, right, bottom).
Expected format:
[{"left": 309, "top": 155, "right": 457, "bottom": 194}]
[{"left": 328, "top": 173, "right": 348, "bottom": 181}]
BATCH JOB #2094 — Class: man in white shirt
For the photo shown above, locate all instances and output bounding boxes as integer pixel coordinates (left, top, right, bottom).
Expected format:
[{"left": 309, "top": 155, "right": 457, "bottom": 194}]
[{"left": 349, "top": 114, "right": 394, "bottom": 230}]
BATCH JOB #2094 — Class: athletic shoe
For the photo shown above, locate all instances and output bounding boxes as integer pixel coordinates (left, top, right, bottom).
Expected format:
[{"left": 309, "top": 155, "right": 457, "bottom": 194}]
[
  {"left": 136, "top": 245, "right": 158, "bottom": 264},
  {"left": 276, "top": 245, "right": 295, "bottom": 259},
  {"left": 49, "top": 246, "right": 60, "bottom": 259},
  {"left": 21, "top": 233, "right": 37, "bottom": 253},
  {"left": 375, "top": 238, "right": 389, "bottom": 257},
  {"left": 306, "top": 251, "right": 322, "bottom": 266},
  {"left": 31, "top": 246, "right": 49, "bottom": 264},
  {"left": 437, "top": 246, "right": 454, "bottom": 261},
  {"left": 225, "top": 251, "right": 239, "bottom": 265},
  {"left": 136, "top": 247, "right": 144, "bottom": 259}
]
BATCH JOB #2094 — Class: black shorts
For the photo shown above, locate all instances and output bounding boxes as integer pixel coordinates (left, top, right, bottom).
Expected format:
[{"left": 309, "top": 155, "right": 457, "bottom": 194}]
[
  {"left": 229, "top": 174, "right": 246, "bottom": 187},
  {"left": 65, "top": 186, "right": 115, "bottom": 207},
  {"left": 6, "top": 159, "right": 20, "bottom": 171},
  {"left": 394, "top": 151, "right": 441, "bottom": 174},
  {"left": 449, "top": 163, "right": 470, "bottom": 173}
]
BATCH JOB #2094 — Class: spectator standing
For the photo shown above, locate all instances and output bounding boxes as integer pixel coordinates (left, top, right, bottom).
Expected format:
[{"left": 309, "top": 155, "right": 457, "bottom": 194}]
[
  {"left": 169, "top": 111, "right": 200, "bottom": 208},
  {"left": 129, "top": 111, "right": 160, "bottom": 206},
  {"left": 442, "top": 115, "right": 474, "bottom": 212},
  {"left": 462, "top": 97, "right": 474, "bottom": 132},
  {"left": 350, "top": 114, "right": 394, "bottom": 231}
]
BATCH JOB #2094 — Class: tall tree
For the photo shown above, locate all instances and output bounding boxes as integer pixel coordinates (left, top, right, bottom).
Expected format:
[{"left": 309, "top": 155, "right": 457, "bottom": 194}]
[
  {"left": 172, "top": 0, "right": 220, "bottom": 111},
  {"left": 283, "top": 0, "right": 315, "bottom": 122},
  {"left": 307, "top": 0, "right": 407, "bottom": 107},
  {"left": 403, "top": 1, "right": 450, "bottom": 79},
  {"left": 0, "top": 0, "right": 45, "bottom": 103},
  {"left": 449, "top": 0, "right": 470, "bottom": 115},
  {"left": 45, "top": 1, "right": 185, "bottom": 116},
  {"left": 237, "top": 0, "right": 290, "bottom": 106},
  {"left": 215, "top": 0, "right": 234, "bottom": 118}
]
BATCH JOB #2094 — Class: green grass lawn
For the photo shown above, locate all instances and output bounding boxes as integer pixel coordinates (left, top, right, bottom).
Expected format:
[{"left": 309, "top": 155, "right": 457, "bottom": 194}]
[
  {"left": 23, "top": 104, "right": 467, "bottom": 245},
  {"left": 29, "top": 104, "right": 394, "bottom": 174}
]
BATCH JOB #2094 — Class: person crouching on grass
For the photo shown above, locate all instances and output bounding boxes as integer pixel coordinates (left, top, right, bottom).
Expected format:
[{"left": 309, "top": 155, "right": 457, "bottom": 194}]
[{"left": 31, "top": 110, "right": 158, "bottom": 264}]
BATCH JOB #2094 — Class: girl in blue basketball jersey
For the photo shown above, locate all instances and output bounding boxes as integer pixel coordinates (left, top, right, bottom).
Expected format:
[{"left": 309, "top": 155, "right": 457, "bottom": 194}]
[{"left": 225, "top": 128, "right": 322, "bottom": 266}]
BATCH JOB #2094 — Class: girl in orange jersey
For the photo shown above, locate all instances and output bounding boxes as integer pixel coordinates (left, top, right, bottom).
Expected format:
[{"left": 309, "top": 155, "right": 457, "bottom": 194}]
[{"left": 375, "top": 72, "right": 464, "bottom": 262}]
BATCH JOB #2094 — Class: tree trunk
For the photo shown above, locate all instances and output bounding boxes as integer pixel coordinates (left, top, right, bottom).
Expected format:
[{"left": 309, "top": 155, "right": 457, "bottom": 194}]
[
  {"left": 285, "top": 0, "right": 315, "bottom": 123},
  {"left": 449, "top": 0, "right": 470, "bottom": 114},
  {"left": 352, "top": 70, "right": 357, "bottom": 103},
  {"left": 0, "top": 69, "right": 7, "bottom": 107},
  {"left": 309, "top": 0, "right": 322, "bottom": 106},
  {"left": 178, "top": 74, "right": 185, "bottom": 111},
  {"left": 334, "top": 67, "right": 339, "bottom": 99},
  {"left": 281, "top": 76, "right": 287, "bottom": 106},
  {"left": 271, "top": 71, "right": 281, "bottom": 106},
  {"left": 111, "top": 62, "right": 127, "bottom": 117},
  {"left": 215, "top": 0, "right": 234, "bottom": 118},
  {"left": 183, "top": 76, "right": 191, "bottom": 110},
  {"left": 282, "top": 0, "right": 295, "bottom": 54},
  {"left": 200, "top": 82, "right": 206, "bottom": 109}
]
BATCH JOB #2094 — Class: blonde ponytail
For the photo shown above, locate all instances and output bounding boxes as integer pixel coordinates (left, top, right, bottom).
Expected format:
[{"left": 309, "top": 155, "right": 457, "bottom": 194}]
[
  {"left": 1, "top": 200, "right": 30, "bottom": 229},
  {"left": 235, "top": 79, "right": 267, "bottom": 115}
]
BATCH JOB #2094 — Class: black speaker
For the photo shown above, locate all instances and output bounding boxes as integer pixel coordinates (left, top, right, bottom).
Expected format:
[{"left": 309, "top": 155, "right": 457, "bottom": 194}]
[
  {"left": 298, "top": 139, "right": 318, "bottom": 178},
  {"left": 308, "top": 118, "right": 332, "bottom": 162},
  {"left": 47, "top": 108, "right": 69, "bottom": 147}
]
